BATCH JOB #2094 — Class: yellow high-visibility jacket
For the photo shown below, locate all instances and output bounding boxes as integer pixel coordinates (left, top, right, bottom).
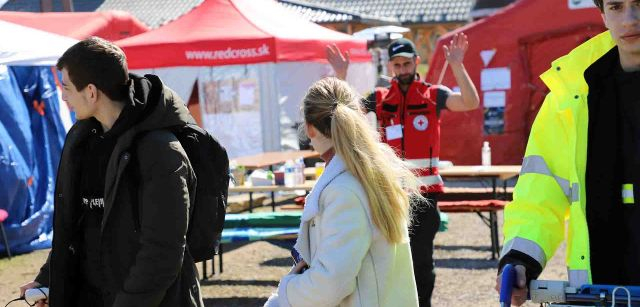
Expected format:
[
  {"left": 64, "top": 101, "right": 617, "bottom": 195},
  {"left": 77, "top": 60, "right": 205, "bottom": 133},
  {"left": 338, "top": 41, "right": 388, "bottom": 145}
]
[{"left": 501, "top": 31, "right": 616, "bottom": 287}]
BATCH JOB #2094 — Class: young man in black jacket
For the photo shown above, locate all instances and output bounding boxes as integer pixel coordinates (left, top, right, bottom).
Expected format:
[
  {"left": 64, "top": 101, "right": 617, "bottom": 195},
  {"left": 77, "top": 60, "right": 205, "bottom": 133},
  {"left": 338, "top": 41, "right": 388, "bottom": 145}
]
[{"left": 19, "top": 37, "right": 202, "bottom": 307}]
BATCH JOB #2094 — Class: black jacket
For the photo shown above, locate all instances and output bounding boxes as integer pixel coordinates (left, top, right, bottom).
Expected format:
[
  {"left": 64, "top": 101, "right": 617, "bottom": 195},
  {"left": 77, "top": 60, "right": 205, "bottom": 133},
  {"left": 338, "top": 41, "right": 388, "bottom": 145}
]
[{"left": 35, "top": 74, "right": 202, "bottom": 307}]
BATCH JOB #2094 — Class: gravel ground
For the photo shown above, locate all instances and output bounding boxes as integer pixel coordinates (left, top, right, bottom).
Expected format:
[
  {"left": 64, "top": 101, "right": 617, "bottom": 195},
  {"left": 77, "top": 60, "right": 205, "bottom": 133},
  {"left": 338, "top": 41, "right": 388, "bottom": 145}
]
[{"left": 0, "top": 211, "right": 566, "bottom": 306}]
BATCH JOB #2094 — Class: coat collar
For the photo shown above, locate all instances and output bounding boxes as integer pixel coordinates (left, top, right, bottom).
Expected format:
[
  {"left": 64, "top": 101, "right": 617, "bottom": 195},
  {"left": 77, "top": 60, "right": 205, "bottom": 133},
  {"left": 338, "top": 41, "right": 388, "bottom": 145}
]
[
  {"left": 301, "top": 154, "right": 347, "bottom": 222},
  {"left": 540, "top": 31, "right": 615, "bottom": 108}
]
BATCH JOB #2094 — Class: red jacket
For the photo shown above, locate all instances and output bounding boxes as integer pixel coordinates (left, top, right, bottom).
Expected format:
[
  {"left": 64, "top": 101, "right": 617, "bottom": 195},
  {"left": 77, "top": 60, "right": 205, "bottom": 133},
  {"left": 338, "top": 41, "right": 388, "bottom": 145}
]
[{"left": 373, "top": 77, "right": 450, "bottom": 193}]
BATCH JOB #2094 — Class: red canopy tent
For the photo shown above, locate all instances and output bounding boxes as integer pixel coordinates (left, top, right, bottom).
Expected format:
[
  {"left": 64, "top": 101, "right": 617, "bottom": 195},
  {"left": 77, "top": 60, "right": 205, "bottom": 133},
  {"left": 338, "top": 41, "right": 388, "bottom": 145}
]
[
  {"left": 117, "top": 0, "right": 370, "bottom": 68},
  {"left": 426, "top": 0, "right": 604, "bottom": 165},
  {"left": 115, "top": 0, "right": 374, "bottom": 158},
  {"left": 0, "top": 11, "right": 149, "bottom": 41}
]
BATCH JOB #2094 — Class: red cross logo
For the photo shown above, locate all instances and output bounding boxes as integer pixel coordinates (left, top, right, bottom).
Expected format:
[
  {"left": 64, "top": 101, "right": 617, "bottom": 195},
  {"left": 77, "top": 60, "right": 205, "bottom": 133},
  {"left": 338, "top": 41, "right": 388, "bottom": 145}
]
[{"left": 413, "top": 115, "right": 428, "bottom": 131}]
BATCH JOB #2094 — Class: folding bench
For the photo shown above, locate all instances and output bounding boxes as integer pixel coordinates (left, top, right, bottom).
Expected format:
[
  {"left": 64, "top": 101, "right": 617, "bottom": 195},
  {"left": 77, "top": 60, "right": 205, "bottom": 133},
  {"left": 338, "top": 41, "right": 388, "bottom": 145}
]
[
  {"left": 201, "top": 212, "right": 302, "bottom": 280},
  {"left": 202, "top": 210, "right": 450, "bottom": 279},
  {"left": 437, "top": 200, "right": 507, "bottom": 260}
]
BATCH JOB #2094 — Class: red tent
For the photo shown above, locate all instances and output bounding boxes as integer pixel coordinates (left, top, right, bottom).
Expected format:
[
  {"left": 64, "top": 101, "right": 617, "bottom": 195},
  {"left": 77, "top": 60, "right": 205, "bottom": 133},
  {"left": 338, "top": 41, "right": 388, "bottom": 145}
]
[
  {"left": 116, "top": 0, "right": 370, "bottom": 69},
  {"left": 0, "top": 11, "right": 149, "bottom": 41},
  {"left": 426, "top": 0, "right": 604, "bottom": 165}
]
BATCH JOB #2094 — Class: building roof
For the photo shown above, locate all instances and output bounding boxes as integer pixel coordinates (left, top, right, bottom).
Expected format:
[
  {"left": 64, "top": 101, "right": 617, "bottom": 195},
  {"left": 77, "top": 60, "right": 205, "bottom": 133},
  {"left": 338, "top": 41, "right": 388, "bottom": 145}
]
[
  {"left": 278, "top": 0, "right": 398, "bottom": 25},
  {"left": 471, "top": 0, "right": 516, "bottom": 18},
  {"left": 97, "top": 0, "right": 203, "bottom": 28},
  {"left": 286, "top": 0, "right": 476, "bottom": 24},
  {"left": 1, "top": 0, "right": 103, "bottom": 12}
]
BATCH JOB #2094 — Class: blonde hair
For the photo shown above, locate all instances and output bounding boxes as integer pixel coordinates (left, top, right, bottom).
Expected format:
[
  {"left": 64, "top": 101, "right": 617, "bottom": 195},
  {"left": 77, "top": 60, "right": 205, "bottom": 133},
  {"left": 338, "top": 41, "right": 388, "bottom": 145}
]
[{"left": 303, "top": 77, "right": 423, "bottom": 243}]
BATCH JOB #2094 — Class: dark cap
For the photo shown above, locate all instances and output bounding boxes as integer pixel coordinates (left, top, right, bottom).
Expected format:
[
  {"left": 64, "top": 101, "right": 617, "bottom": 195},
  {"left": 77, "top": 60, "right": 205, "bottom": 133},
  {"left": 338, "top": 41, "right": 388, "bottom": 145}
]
[{"left": 388, "top": 38, "right": 417, "bottom": 59}]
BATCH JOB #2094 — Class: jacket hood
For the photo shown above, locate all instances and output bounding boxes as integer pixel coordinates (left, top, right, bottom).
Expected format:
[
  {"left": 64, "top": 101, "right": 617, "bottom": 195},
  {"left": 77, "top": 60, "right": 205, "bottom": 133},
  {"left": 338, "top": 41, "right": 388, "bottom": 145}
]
[{"left": 128, "top": 73, "right": 196, "bottom": 133}]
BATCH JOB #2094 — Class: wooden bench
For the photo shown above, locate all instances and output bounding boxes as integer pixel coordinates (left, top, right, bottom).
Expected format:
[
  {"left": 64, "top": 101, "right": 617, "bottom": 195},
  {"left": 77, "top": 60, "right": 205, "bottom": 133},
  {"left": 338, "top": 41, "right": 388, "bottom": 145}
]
[
  {"left": 440, "top": 186, "right": 514, "bottom": 201},
  {"left": 438, "top": 200, "right": 507, "bottom": 260}
]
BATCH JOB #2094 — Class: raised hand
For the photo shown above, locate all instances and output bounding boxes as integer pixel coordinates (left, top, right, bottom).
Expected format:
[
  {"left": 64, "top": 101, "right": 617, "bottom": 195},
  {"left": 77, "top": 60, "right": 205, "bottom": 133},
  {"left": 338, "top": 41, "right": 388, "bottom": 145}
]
[
  {"left": 326, "top": 44, "right": 350, "bottom": 80},
  {"left": 443, "top": 33, "right": 469, "bottom": 65}
]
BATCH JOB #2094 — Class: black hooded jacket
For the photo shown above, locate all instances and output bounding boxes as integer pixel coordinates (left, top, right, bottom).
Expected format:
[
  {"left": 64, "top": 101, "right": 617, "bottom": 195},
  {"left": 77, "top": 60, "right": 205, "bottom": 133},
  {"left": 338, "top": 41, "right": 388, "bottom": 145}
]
[{"left": 35, "top": 74, "right": 202, "bottom": 307}]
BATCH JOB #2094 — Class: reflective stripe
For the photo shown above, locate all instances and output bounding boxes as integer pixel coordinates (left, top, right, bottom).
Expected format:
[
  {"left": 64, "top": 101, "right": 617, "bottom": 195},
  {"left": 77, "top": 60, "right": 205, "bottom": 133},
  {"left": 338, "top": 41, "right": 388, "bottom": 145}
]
[
  {"left": 521, "top": 155, "right": 579, "bottom": 203},
  {"left": 568, "top": 269, "right": 589, "bottom": 288},
  {"left": 418, "top": 175, "right": 443, "bottom": 186},
  {"left": 406, "top": 158, "right": 440, "bottom": 169},
  {"left": 501, "top": 237, "right": 547, "bottom": 268},
  {"left": 623, "top": 184, "right": 634, "bottom": 204}
]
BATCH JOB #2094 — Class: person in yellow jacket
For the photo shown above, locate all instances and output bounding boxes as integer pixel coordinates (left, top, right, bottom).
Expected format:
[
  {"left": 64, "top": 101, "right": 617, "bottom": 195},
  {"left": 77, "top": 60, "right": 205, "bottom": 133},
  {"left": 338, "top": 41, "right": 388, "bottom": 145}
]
[{"left": 495, "top": 0, "right": 640, "bottom": 305}]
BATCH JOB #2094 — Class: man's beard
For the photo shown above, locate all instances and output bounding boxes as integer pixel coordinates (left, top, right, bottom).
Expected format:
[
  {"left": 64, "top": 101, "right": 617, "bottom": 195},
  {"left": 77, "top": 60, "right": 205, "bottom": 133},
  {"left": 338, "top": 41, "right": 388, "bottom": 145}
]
[{"left": 397, "top": 73, "right": 415, "bottom": 85}]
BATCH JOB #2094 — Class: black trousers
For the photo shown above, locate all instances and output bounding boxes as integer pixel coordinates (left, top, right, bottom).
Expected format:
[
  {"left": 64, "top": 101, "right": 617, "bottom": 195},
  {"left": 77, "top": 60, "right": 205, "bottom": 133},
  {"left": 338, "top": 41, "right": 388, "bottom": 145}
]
[{"left": 410, "top": 194, "right": 440, "bottom": 307}]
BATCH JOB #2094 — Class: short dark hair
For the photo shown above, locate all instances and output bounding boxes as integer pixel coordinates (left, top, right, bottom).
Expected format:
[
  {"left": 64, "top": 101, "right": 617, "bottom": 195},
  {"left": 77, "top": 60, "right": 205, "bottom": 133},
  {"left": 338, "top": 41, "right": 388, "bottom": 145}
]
[
  {"left": 593, "top": 0, "right": 603, "bottom": 11},
  {"left": 57, "top": 37, "right": 129, "bottom": 101}
]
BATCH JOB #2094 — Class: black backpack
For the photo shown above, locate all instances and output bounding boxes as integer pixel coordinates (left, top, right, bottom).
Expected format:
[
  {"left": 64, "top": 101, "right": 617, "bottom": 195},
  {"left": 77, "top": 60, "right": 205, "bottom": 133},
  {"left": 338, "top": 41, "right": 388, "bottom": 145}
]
[{"left": 133, "top": 123, "right": 229, "bottom": 263}]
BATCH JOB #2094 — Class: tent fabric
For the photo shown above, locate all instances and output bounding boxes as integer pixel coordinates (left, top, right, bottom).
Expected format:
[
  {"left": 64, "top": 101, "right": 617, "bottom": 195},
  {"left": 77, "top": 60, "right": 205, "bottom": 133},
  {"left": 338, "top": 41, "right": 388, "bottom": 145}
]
[
  {"left": 0, "top": 20, "right": 78, "bottom": 66},
  {"left": 0, "top": 65, "right": 69, "bottom": 255},
  {"left": 132, "top": 66, "right": 200, "bottom": 103},
  {"left": 0, "top": 10, "right": 149, "bottom": 41},
  {"left": 426, "top": 0, "right": 604, "bottom": 165},
  {"left": 116, "top": 0, "right": 370, "bottom": 69}
]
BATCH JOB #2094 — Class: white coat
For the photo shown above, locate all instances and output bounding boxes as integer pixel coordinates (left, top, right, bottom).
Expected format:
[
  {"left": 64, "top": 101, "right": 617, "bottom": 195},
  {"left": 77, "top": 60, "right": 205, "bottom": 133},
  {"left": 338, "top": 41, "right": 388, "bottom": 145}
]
[{"left": 265, "top": 154, "right": 419, "bottom": 307}]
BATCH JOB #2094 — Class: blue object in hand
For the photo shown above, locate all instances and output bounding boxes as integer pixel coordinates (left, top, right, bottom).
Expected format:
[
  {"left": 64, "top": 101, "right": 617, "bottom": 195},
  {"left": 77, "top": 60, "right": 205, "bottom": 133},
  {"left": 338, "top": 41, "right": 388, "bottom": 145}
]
[
  {"left": 291, "top": 248, "right": 308, "bottom": 273},
  {"left": 500, "top": 263, "right": 517, "bottom": 307}
]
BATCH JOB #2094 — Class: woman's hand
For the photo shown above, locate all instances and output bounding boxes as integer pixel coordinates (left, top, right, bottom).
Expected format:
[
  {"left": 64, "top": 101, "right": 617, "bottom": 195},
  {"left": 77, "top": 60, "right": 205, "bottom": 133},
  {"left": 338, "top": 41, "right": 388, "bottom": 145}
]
[{"left": 290, "top": 260, "right": 308, "bottom": 274}]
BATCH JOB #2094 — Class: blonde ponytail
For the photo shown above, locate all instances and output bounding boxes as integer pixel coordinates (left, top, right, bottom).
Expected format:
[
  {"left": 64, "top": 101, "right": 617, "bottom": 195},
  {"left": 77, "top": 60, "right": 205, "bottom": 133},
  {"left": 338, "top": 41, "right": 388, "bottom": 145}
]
[{"left": 303, "top": 77, "right": 423, "bottom": 243}]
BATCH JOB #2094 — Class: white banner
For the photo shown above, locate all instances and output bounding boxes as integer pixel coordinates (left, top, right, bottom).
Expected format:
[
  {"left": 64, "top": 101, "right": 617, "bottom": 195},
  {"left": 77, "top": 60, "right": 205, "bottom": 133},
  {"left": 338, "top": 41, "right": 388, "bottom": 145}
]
[{"left": 568, "top": 0, "right": 596, "bottom": 10}]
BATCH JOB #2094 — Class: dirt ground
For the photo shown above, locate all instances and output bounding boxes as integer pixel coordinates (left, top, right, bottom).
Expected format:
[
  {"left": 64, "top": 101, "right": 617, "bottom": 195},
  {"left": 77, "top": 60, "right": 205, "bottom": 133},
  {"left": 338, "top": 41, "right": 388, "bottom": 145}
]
[{"left": 0, "top": 211, "right": 566, "bottom": 306}]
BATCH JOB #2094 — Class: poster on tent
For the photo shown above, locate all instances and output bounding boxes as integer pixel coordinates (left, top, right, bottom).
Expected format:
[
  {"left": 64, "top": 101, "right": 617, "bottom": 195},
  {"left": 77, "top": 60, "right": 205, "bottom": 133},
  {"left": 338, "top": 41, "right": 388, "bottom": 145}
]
[
  {"left": 481, "top": 70, "right": 509, "bottom": 135},
  {"left": 483, "top": 91, "right": 506, "bottom": 135},
  {"left": 198, "top": 65, "right": 262, "bottom": 158}
]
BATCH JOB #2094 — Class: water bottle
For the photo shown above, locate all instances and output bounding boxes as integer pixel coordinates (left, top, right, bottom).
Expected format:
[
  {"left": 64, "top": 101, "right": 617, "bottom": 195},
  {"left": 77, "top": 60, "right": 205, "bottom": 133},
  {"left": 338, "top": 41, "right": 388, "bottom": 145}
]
[
  {"left": 482, "top": 141, "right": 492, "bottom": 167},
  {"left": 284, "top": 160, "right": 295, "bottom": 187},
  {"left": 295, "top": 158, "right": 305, "bottom": 185}
]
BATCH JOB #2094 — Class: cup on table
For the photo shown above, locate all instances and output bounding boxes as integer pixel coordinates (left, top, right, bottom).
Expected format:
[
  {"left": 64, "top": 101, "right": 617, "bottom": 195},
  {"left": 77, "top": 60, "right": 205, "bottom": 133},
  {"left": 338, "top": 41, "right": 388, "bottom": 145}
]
[
  {"left": 315, "top": 162, "right": 326, "bottom": 179},
  {"left": 232, "top": 165, "right": 246, "bottom": 186},
  {"left": 274, "top": 171, "right": 285, "bottom": 186}
]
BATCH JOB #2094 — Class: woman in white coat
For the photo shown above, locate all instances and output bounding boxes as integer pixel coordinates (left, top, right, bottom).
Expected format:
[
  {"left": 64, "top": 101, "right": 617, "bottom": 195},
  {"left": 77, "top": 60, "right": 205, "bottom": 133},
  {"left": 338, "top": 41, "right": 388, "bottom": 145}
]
[{"left": 265, "top": 77, "right": 423, "bottom": 307}]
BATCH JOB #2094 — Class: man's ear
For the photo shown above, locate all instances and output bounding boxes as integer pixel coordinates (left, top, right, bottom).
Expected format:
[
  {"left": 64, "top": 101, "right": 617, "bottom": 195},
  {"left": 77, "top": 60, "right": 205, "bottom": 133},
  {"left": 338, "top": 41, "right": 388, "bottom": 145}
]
[
  {"left": 85, "top": 84, "right": 99, "bottom": 104},
  {"left": 415, "top": 55, "right": 422, "bottom": 66},
  {"left": 601, "top": 13, "right": 608, "bottom": 29}
]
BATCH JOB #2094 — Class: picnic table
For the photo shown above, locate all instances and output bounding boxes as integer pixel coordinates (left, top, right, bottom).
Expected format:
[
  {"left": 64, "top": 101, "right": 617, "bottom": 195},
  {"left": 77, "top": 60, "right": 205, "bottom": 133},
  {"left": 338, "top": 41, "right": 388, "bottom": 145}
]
[
  {"left": 439, "top": 165, "right": 521, "bottom": 259},
  {"left": 228, "top": 181, "right": 316, "bottom": 212},
  {"left": 233, "top": 150, "right": 319, "bottom": 170},
  {"left": 231, "top": 150, "right": 320, "bottom": 212}
]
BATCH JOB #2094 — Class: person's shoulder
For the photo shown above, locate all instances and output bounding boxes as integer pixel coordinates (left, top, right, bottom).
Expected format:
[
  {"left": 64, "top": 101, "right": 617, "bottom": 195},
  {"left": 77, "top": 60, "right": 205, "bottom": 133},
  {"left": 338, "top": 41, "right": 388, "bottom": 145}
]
[
  {"left": 137, "top": 129, "right": 177, "bottom": 144},
  {"left": 375, "top": 75, "right": 392, "bottom": 88},
  {"left": 135, "top": 129, "right": 183, "bottom": 157},
  {"left": 324, "top": 172, "right": 367, "bottom": 203}
]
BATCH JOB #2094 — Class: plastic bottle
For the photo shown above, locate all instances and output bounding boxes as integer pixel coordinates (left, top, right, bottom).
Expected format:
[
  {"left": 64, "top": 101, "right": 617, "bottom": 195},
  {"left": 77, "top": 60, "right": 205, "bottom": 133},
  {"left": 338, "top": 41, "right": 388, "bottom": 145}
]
[
  {"left": 284, "top": 160, "right": 296, "bottom": 187},
  {"left": 295, "top": 158, "right": 305, "bottom": 185},
  {"left": 482, "top": 141, "right": 492, "bottom": 167}
]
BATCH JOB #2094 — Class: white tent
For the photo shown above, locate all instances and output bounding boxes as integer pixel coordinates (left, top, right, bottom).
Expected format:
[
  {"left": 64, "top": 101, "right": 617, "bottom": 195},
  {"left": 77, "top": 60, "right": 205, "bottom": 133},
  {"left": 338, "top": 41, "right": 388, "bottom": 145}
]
[
  {"left": 0, "top": 20, "right": 78, "bottom": 66},
  {"left": 117, "top": 0, "right": 376, "bottom": 158}
]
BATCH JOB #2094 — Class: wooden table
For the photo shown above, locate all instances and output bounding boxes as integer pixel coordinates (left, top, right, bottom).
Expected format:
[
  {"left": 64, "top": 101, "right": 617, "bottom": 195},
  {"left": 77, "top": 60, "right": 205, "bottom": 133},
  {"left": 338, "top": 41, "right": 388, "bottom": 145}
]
[
  {"left": 439, "top": 165, "right": 521, "bottom": 259},
  {"left": 229, "top": 181, "right": 316, "bottom": 212},
  {"left": 231, "top": 150, "right": 319, "bottom": 211},
  {"left": 440, "top": 165, "right": 521, "bottom": 181},
  {"left": 233, "top": 150, "right": 320, "bottom": 170}
]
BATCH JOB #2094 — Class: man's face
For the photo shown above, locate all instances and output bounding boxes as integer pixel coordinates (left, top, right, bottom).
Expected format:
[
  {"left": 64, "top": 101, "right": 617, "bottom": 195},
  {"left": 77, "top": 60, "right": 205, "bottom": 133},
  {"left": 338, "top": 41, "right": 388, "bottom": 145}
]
[
  {"left": 390, "top": 56, "right": 418, "bottom": 85},
  {"left": 61, "top": 68, "right": 95, "bottom": 120},
  {"left": 602, "top": 0, "right": 640, "bottom": 59}
]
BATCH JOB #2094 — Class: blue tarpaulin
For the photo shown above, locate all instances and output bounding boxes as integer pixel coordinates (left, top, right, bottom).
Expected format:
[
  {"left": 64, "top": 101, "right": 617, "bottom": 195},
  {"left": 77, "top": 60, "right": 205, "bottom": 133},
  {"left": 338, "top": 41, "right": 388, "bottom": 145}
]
[{"left": 0, "top": 65, "right": 70, "bottom": 255}]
